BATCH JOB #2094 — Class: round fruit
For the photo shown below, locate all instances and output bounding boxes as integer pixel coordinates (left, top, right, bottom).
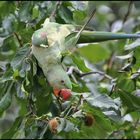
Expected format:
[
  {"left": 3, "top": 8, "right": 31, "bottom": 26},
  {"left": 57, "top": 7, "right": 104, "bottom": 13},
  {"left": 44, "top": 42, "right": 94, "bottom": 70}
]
[
  {"left": 53, "top": 88, "right": 72, "bottom": 101},
  {"left": 60, "top": 89, "right": 71, "bottom": 100},
  {"left": 48, "top": 117, "right": 59, "bottom": 133},
  {"left": 84, "top": 113, "right": 95, "bottom": 127}
]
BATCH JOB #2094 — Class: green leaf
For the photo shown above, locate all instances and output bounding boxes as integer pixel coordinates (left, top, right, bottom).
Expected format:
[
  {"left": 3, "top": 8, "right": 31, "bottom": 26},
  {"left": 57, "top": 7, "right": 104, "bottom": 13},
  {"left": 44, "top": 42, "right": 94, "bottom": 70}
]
[
  {"left": 34, "top": 75, "right": 52, "bottom": 116},
  {"left": 12, "top": 118, "right": 26, "bottom": 139},
  {"left": 11, "top": 43, "right": 30, "bottom": 70},
  {"left": 0, "top": 66, "right": 13, "bottom": 83},
  {"left": 73, "top": 10, "right": 86, "bottom": 25},
  {"left": 70, "top": 53, "right": 91, "bottom": 72},
  {"left": 103, "top": 110, "right": 122, "bottom": 122},
  {"left": 59, "top": 103, "right": 113, "bottom": 139},
  {"left": 19, "top": 60, "right": 31, "bottom": 78},
  {"left": 2, "top": 14, "right": 16, "bottom": 35},
  {"left": 18, "top": 1, "right": 33, "bottom": 22},
  {"left": 25, "top": 119, "right": 38, "bottom": 139},
  {"left": 12, "top": 127, "right": 25, "bottom": 139},
  {"left": 0, "top": 2, "right": 16, "bottom": 19},
  {"left": 72, "top": 78, "right": 90, "bottom": 93},
  {"left": 0, "top": 82, "right": 13, "bottom": 116},
  {"left": 1, "top": 116, "right": 23, "bottom": 139},
  {"left": 0, "top": 35, "right": 18, "bottom": 61},
  {"left": 118, "top": 90, "right": 140, "bottom": 112},
  {"left": 57, "top": 118, "right": 76, "bottom": 133},
  {"left": 117, "top": 79, "right": 135, "bottom": 93},
  {"left": 36, "top": 93, "right": 52, "bottom": 116},
  {"left": 83, "top": 92, "right": 118, "bottom": 110},
  {"left": 116, "top": 51, "right": 133, "bottom": 60},
  {"left": 78, "top": 44, "right": 110, "bottom": 63},
  {"left": 19, "top": 27, "right": 34, "bottom": 44},
  {"left": 16, "top": 98, "right": 27, "bottom": 116},
  {"left": 82, "top": 103, "right": 113, "bottom": 137},
  {"left": 58, "top": 5, "right": 74, "bottom": 24},
  {"left": 125, "top": 39, "right": 140, "bottom": 50},
  {"left": 15, "top": 81, "right": 26, "bottom": 99},
  {"left": 32, "top": 6, "right": 39, "bottom": 19}
]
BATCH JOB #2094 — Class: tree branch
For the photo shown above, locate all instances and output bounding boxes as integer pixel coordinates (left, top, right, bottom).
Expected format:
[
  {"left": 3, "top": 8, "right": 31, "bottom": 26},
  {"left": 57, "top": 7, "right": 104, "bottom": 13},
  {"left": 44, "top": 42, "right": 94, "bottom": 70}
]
[
  {"left": 109, "top": 84, "right": 115, "bottom": 96},
  {"left": 49, "top": 1, "right": 62, "bottom": 21},
  {"left": 79, "top": 71, "right": 113, "bottom": 80},
  {"left": 106, "top": 52, "right": 115, "bottom": 70},
  {"left": 13, "top": 32, "right": 23, "bottom": 47},
  {"left": 123, "top": 1, "right": 133, "bottom": 23},
  {"left": 67, "top": 66, "right": 113, "bottom": 81}
]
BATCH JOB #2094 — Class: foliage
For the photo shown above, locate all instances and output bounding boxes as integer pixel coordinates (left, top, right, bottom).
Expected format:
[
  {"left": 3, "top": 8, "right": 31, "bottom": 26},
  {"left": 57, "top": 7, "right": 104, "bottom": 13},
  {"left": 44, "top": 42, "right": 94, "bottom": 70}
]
[{"left": 0, "top": 1, "right": 140, "bottom": 139}]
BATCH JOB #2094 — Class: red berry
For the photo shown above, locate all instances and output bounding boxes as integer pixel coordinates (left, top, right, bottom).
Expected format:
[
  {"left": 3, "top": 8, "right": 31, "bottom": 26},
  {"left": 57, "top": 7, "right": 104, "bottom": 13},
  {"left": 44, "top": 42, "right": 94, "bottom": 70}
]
[{"left": 60, "top": 89, "right": 71, "bottom": 100}]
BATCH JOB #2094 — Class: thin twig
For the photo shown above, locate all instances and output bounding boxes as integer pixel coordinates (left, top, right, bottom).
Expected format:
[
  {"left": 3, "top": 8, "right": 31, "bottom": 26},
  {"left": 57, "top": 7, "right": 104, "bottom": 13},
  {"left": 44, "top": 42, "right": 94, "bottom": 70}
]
[
  {"left": 79, "top": 71, "right": 113, "bottom": 80},
  {"left": 109, "top": 84, "right": 115, "bottom": 96},
  {"left": 67, "top": 66, "right": 80, "bottom": 76},
  {"left": 73, "top": 95, "right": 83, "bottom": 113},
  {"left": 123, "top": 1, "right": 133, "bottom": 23},
  {"left": 107, "top": 52, "right": 115, "bottom": 70},
  {"left": 67, "top": 66, "right": 79, "bottom": 83},
  {"left": 64, "top": 106, "right": 74, "bottom": 118},
  {"left": 76, "top": 9, "right": 96, "bottom": 38},
  {"left": 49, "top": 1, "right": 62, "bottom": 21},
  {"left": 63, "top": 95, "right": 83, "bottom": 118},
  {"left": 61, "top": 104, "right": 73, "bottom": 118},
  {"left": 13, "top": 32, "right": 23, "bottom": 47},
  {"left": 56, "top": 96, "right": 63, "bottom": 111},
  {"left": 69, "top": 9, "right": 96, "bottom": 53},
  {"left": 67, "top": 66, "right": 113, "bottom": 81}
]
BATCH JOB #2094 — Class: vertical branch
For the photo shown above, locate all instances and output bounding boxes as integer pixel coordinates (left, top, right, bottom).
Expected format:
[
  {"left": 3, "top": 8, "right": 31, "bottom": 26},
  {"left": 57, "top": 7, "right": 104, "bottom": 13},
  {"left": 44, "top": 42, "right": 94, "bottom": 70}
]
[
  {"left": 106, "top": 52, "right": 115, "bottom": 70},
  {"left": 49, "top": 1, "right": 62, "bottom": 21},
  {"left": 76, "top": 9, "right": 96, "bottom": 39},
  {"left": 123, "top": 1, "right": 133, "bottom": 23},
  {"left": 56, "top": 96, "right": 63, "bottom": 111},
  {"left": 109, "top": 84, "right": 115, "bottom": 96},
  {"left": 13, "top": 32, "right": 23, "bottom": 47}
]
